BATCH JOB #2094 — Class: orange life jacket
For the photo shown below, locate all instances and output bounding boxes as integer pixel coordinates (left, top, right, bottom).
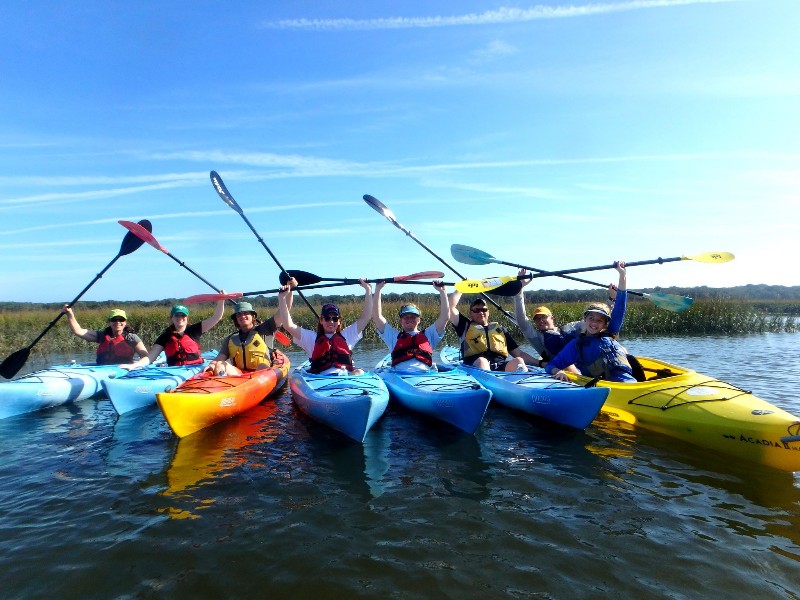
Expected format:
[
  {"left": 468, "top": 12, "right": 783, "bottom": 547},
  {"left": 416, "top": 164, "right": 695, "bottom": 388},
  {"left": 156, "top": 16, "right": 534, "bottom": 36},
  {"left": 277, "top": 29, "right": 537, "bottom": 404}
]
[
  {"left": 391, "top": 331, "right": 433, "bottom": 367},
  {"left": 309, "top": 332, "right": 354, "bottom": 374}
]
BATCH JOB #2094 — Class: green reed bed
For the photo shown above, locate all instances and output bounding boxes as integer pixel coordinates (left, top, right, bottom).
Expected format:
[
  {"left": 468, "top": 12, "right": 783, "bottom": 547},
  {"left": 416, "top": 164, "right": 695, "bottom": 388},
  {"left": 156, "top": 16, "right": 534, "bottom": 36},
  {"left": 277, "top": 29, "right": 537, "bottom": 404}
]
[{"left": 1, "top": 297, "right": 797, "bottom": 362}]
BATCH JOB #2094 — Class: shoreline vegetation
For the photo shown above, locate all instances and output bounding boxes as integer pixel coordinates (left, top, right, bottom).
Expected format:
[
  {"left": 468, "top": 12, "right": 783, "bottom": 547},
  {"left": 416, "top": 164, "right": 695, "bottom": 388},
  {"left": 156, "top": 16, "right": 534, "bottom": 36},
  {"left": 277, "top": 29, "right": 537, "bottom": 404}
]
[{"left": 1, "top": 286, "right": 798, "bottom": 360}]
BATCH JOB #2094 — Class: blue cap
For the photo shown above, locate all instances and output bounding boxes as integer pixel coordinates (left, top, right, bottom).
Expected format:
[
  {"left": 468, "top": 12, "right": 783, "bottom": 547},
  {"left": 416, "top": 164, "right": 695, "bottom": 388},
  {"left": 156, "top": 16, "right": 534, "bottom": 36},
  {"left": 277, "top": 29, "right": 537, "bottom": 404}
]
[{"left": 399, "top": 304, "right": 420, "bottom": 317}]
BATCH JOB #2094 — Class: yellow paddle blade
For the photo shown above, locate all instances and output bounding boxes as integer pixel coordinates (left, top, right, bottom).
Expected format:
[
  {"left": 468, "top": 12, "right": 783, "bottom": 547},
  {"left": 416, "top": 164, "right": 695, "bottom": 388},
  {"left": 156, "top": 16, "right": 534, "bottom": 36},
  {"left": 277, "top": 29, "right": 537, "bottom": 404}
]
[
  {"left": 600, "top": 406, "right": 637, "bottom": 425},
  {"left": 454, "top": 275, "right": 517, "bottom": 294},
  {"left": 683, "top": 251, "right": 735, "bottom": 264}
]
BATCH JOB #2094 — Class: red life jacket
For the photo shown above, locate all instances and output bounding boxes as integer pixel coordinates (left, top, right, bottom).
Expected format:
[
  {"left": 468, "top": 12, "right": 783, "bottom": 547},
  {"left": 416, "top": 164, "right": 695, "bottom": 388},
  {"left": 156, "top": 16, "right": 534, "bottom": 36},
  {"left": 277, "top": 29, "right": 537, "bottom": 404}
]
[
  {"left": 96, "top": 329, "right": 135, "bottom": 365},
  {"left": 391, "top": 331, "right": 433, "bottom": 367},
  {"left": 309, "top": 332, "right": 354, "bottom": 374},
  {"left": 163, "top": 329, "right": 203, "bottom": 366}
]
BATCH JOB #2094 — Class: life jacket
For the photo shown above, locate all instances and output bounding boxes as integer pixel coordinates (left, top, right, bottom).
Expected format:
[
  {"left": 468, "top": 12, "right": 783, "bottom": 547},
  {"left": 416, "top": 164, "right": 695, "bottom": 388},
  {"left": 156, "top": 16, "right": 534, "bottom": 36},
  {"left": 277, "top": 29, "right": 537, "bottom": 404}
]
[
  {"left": 96, "top": 329, "right": 135, "bottom": 365},
  {"left": 227, "top": 330, "right": 272, "bottom": 372},
  {"left": 461, "top": 322, "right": 509, "bottom": 362},
  {"left": 576, "top": 334, "right": 634, "bottom": 381},
  {"left": 162, "top": 328, "right": 203, "bottom": 366},
  {"left": 391, "top": 331, "right": 433, "bottom": 367},
  {"left": 309, "top": 332, "right": 354, "bottom": 374}
]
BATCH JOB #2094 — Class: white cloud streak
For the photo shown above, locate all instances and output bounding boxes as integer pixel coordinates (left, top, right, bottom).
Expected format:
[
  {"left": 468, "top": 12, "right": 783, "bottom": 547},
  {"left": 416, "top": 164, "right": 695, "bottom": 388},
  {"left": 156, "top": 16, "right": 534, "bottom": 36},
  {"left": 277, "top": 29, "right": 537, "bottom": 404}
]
[{"left": 259, "top": 0, "right": 739, "bottom": 31}]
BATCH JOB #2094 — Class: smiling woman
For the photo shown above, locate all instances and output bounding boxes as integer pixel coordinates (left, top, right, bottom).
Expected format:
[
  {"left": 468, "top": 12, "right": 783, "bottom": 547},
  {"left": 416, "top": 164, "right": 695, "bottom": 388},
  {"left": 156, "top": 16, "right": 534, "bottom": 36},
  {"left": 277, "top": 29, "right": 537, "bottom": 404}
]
[{"left": 62, "top": 305, "right": 148, "bottom": 365}]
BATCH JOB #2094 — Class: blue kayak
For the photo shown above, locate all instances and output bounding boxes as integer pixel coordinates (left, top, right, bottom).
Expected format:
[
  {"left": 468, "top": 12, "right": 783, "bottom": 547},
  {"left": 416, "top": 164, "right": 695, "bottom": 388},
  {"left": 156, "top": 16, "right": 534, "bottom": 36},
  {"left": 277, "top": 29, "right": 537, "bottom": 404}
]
[
  {"left": 103, "top": 362, "right": 210, "bottom": 415},
  {"left": 440, "top": 346, "right": 609, "bottom": 430},
  {"left": 375, "top": 354, "right": 492, "bottom": 434},
  {"left": 289, "top": 363, "right": 389, "bottom": 443},
  {"left": 0, "top": 363, "right": 127, "bottom": 420}
]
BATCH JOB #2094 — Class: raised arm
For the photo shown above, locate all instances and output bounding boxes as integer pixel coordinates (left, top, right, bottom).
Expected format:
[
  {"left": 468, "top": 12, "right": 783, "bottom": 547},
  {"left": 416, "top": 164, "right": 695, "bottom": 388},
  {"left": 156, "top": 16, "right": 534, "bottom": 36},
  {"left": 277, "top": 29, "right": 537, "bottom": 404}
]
[
  {"left": 372, "top": 281, "right": 387, "bottom": 334},
  {"left": 432, "top": 281, "right": 450, "bottom": 334},
  {"left": 62, "top": 305, "right": 98, "bottom": 342},
  {"left": 277, "top": 284, "right": 301, "bottom": 340},
  {"left": 447, "top": 289, "right": 462, "bottom": 327},
  {"left": 200, "top": 294, "right": 226, "bottom": 333},
  {"left": 355, "top": 278, "right": 373, "bottom": 334},
  {"left": 273, "top": 278, "right": 295, "bottom": 328}
]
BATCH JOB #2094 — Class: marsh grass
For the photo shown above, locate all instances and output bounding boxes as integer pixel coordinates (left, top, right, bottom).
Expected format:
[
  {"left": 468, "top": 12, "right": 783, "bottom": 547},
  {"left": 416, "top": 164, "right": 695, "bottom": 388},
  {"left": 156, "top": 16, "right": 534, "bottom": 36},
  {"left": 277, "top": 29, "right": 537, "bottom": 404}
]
[{"left": 1, "top": 297, "right": 796, "bottom": 361}]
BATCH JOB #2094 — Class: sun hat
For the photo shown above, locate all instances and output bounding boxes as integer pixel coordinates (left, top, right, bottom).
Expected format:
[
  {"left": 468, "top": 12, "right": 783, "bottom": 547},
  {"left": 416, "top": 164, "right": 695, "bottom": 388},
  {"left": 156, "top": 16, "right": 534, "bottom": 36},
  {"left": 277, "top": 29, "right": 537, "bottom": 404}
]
[
  {"left": 170, "top": 304, "right": 189, "bottom": 317},
  {"left": 231, "top": 301, "right": 257, "bottom": 321},
  {"left": 532, "top": 306, "right": 552, "bottom": 317},
  {"left": 321, "top": 303, "right": 340, "bottom": 317},
  {"left": 107, "top": 309, "right": 127, "bottom": 321},
  {"left": 399, "top": 304, "right": 421, "bottom": 317},
  {"left": 583, "top": 303, "right": 611, "bottom": 319}
]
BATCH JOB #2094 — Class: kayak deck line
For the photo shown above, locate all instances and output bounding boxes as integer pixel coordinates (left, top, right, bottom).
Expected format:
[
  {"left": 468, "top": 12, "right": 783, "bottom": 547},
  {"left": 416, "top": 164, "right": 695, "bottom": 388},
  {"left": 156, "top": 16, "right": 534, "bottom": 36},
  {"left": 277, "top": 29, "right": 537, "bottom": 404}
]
[
  {"left": 611, "top": 379, "right": 754, "bottom": 410},
  {"left": 388, "top": 372, "right": 484, "bottom": 393}
]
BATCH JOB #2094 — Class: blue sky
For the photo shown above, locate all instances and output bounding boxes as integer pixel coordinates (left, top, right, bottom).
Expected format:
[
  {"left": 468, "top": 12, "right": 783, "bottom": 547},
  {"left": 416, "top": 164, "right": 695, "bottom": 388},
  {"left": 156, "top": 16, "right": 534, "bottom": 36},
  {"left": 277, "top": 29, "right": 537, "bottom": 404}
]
[{"left": 1, "top": 0, "right": 798, "bottom": 303}]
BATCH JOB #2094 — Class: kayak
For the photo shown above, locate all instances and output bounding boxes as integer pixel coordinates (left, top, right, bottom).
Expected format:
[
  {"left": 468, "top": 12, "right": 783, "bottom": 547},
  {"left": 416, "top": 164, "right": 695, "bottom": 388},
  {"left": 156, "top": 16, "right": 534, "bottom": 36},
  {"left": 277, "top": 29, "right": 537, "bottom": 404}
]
[
  {"left": 289, "top": 363, "right": 389, "bottom": 443},
  {"left": 102, "top": 351, "right": 217, "bottom": 415},
  {"left": 156, "top": 350, "right": 290, "bottom": 438},
  {"left": 440, "top": 346, "right": 609, "bottom": 430},
  {"left": 375, "top": 354, "right": 492, "bottom": 434},
  {"left": 570, "top": 356, "right": 800, "bottom": 472},
  {"left": 0, "top": 363, "right": 127, "bottom": 420}
]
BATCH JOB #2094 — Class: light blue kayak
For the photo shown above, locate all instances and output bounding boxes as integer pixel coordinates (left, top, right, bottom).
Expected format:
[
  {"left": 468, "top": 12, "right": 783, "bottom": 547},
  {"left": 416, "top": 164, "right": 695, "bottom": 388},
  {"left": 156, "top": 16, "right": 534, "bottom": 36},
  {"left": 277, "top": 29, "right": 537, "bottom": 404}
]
[
  {"left": 103, "top": 361, "right": 211, "bottom": 415},
  {"left": 440, "top": 346, "right": 609, "bottom": 430},
  {"left": 0, "top": 363, "right": 128, "bottom": 420},
  {"left": 289, "top": 363, "right": 389, "bottom": 443},
  {"left": 375, "top": 354, "right": 492, "bottom": 434}
]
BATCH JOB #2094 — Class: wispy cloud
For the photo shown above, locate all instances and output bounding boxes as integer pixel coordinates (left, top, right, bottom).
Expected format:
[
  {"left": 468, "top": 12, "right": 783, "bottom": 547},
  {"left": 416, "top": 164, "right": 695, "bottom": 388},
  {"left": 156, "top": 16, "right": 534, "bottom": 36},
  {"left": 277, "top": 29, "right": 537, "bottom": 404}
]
[{"left": 259, "top": 0, "right": 738, "bottom": 31}]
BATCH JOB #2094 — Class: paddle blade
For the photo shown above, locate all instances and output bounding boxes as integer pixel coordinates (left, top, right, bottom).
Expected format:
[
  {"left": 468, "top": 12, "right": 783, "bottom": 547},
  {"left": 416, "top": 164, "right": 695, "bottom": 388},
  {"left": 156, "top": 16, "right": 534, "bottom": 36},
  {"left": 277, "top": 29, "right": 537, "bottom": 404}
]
[
  {"left": 683, "top": 251, "right": 735, "bottom": 264},
  {"left": 454, "top": 275, "right": 517, "bottom": 294},
  {"left": 210, "top": 171, "right": 244, "bottom": 215},
  {"left": 0, "top": 347, "right": 31, "bottom": 379},
  {"left": 118, "top": 219, "right": 152, "bottom": 256},
  {"left": 363, "top": 194, "right": 395, "bottom": 221},
  {"left": 390, "top": 270, "right": 445, "bottom": 282},
  {"left": 489, "top": 280, "right": 523, "bottom": 297},
  {"left": 450, "top": 244, "right": 496, "bottom": 266},
  {"left": 119, "top": 219, "right": 166, "bottom": 254},
  {"left": 645, "top": 292, "right": 694, "bottom": 313},
  {"left": 184, "top": 292, "right": 244, "bottom": 304},
  {"left": 274, "top": 330, "right": 291, "bottom": 346},
  {"left": 280, "top": 270, "right": 321, "bottom": 286}
]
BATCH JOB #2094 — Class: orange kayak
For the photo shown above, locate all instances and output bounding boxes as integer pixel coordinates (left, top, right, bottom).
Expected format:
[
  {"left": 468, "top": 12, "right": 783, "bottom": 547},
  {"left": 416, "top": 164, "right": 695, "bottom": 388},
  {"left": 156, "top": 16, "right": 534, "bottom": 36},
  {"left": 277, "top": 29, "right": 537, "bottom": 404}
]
[{"left": 156, "top": 350, "right": 290, "bottom": 438}]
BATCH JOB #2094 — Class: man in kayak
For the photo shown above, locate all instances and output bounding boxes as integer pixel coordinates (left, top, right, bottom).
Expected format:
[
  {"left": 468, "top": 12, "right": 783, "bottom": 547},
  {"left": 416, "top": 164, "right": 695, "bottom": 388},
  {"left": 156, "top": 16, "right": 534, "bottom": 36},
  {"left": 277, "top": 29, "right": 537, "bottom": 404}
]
[
  {"left": 278, "top": 278, "right": 372, "bottom": 376},
  {"left": 548, "top": 261, "right": 636, "bottom": 383},
  {"left": 121, "top": 299, "right": 226, "bottom": 370},
  {"left": 63, "top": 306, "right": 149, "bottom": 365},
  {"left": 448, "top": 292, "right": 536, "bottom": 372},
  {"left": 513, "top": 268, "right": 620, "bottom": 368},
  {"left": 373, "top": 280, "right": 450, "bottom": 372},
  {"left": 207, "top": 295, "right": 291, "bottom": 376}
]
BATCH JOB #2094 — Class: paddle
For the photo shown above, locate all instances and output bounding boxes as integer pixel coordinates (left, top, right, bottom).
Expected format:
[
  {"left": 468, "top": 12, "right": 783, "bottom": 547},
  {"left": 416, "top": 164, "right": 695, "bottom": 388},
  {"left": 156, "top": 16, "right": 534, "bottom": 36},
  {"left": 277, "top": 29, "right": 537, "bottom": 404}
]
[
  {"left": 119, "top": 220, "right": 226, "bottom": 294},
  {"left": 363, "top": 194, "right": 518, "bottom": 322},
  {"left": 279, "top": 269, "right": 445, "bottom": 286},
  {"left": 0, "top": 220, "right": 151, "bottom": 379},
  {"left": 210, "top": 171, "right": 319, "bottom": 319},
  {"left": 451, "top": 245, "right": 695, "bottom": 312}
]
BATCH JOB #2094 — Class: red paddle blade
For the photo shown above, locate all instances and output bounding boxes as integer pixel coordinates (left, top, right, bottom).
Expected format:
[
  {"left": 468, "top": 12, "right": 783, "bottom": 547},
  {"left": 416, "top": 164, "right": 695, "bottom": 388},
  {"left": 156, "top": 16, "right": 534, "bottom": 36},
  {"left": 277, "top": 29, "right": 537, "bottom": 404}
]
[
  {"left": 392, "top": 270, "right": 445, "bottom": 281},
  {"left": 274, "top": 330, "right": 291, "bottom": 346},
  {"left": 119, "top": 220, "right": 168, "bottom": 254},
  {"left": 184, "top": 292, "right": 243, "bottom": 304}
]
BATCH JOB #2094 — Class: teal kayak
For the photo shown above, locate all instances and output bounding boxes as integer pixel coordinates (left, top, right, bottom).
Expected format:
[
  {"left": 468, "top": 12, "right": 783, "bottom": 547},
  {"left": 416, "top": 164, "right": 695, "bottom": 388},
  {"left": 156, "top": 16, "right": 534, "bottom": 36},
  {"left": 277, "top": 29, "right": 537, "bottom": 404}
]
[
  {"left": 440, "top": 346, "right": 609, "bottom": 430},
  {"left": 0, "top": 363, "right": 127, "bottom": 420},
  {"left": 289, "top": 363, "right": 389, "bottom": 443},
  {"left": 375, "top": 354, "right": 492, "bottom": 434}
]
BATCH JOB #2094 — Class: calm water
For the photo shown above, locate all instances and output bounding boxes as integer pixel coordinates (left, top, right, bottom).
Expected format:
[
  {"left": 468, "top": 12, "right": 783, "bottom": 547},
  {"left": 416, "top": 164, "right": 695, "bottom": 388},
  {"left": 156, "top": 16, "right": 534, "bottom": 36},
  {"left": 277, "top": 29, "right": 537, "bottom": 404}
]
[{"left": 2, "top": 334, "right": 799, "bottom": 599}]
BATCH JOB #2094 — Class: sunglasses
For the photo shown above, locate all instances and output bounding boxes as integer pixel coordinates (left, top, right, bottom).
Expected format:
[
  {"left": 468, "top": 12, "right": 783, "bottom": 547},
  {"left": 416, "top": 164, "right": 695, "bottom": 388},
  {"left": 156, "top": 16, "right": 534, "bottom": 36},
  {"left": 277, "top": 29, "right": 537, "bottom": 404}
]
[
  {"left": 322, "top": 315, "right": 340, "bottom": 322},
  {"left": 109, "top": 318, "right": 126, "bottom": 323},
  {"left": 471, "top": 308, "right": 488, "bottom": 313}
]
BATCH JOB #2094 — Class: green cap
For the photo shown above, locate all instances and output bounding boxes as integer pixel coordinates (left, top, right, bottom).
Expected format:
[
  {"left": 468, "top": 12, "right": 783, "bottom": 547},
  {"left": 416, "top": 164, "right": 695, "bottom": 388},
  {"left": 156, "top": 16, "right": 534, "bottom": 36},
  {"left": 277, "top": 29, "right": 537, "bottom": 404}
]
[{"left": 170, "top": 304, "right": 189, "bottom": 317}]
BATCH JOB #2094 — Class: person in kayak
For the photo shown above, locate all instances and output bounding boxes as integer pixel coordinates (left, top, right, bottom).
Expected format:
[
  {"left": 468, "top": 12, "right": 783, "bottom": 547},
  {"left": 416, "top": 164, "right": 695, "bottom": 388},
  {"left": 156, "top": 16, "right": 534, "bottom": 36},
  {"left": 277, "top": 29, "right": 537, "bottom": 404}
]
[
  {"left": 278, "top": 278, "right": 373, "bottom": 376},
  {"left": 513, "top": 268, "right": 620, "bottom": 368},
  {"left": 373, "top": 280, "right": 450, "bottom": 372},
  {"left": 63, "top": 306, "right": 149, "bottom": 365},
  {"left": 207, "top": 295, "right": 291, "bottom": 376},
  {"left": 448, "top": 292, "right": 536, "bottom": 372},
  {"left": 548, "top": 261, "right": 636, "bottom": 383},
  {"left": 120, "top": 299, "right": 226, "bottom": 370}
]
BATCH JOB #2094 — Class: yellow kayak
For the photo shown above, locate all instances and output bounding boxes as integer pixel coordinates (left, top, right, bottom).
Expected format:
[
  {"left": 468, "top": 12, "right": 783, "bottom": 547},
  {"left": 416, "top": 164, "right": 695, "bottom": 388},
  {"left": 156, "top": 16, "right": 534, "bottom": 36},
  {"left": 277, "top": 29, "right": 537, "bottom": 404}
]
[
  {"left": 156, "top": 350, "right": 290, "bottom": 438},
  {"left": 569, "top": 356, "right": 800, "bottom": 472}
]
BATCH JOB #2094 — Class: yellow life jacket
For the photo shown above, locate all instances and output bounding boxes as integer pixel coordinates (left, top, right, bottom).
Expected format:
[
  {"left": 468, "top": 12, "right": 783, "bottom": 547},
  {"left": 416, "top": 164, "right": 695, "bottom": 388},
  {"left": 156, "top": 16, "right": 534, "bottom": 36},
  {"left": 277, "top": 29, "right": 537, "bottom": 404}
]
[
  {"left": 462, "top": 322, "right": 509, "bottom": 361},
  {"left": 227, "top": 330, "right": 273, "bottom": 372}
]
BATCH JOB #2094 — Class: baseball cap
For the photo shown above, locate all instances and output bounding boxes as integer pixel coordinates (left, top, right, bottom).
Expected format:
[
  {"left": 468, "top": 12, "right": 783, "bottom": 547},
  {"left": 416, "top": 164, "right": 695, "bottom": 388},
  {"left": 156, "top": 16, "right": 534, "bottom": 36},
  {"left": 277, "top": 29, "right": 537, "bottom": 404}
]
[
  {"left": 321, "top": 303, "right": 340, "bottom": 317},
  {"left": 532, "top": 306, "right": 552, "bottom": 317},
  {"left": 170, "top": 304, "right": 189, "bottom": 317},
  {"left": 399, "top": 304, "right": 420, "bottom": 317},
  {"left": 107, "top": 309, "right": 127, "bottom": 320}
]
